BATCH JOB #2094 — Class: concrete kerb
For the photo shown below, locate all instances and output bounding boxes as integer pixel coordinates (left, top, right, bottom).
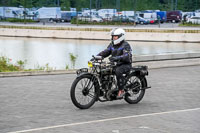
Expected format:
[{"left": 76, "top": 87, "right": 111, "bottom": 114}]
[
  {"left": 133, "top": 58, "right": 200, "bottom": 69},
  {"left": 133, "top": 52, "right": 200, "bottom": 62},
  {"left": 1, "top": 26, "right": 200, "bottom": 42},
  {"left": 1, "top": 52, "right": 200, "bottom": 78},
  {"left": 0, "top": 70, "right": 76, "bottom": 78}
]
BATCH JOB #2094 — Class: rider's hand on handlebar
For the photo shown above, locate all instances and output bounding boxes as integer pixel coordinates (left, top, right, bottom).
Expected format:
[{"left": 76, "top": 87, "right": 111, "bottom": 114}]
[
  {"left": 109, "top": 56, "right": 120, "bottom": 62},
  {"left": 90, "top": 55, "right": 103, "bottom": 61},
  {"left": 90, "top": 58, "right": 95, "bottom": 61}
]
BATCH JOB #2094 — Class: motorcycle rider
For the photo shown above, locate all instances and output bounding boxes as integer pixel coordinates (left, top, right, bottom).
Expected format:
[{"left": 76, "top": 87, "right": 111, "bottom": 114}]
[{"left": 96, "top": 28, "right": 132, "bottom": 98}]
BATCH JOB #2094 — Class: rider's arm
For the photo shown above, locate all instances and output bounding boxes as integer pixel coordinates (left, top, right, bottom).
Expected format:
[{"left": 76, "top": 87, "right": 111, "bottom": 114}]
[
  {"left": 97, "top": 44, "right": 112, "bottom": 58},
  {"left": 116, "top": 43, "right": 132, "bottom": 63}
]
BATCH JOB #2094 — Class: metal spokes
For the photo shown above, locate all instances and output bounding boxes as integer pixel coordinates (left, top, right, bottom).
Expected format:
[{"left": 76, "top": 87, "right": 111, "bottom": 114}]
[
  {"left": 126, "top": 76, "right": 142, "bottom": 100},
  {"left": 75, "top": 77, "right": 95, "bottom": 105}
]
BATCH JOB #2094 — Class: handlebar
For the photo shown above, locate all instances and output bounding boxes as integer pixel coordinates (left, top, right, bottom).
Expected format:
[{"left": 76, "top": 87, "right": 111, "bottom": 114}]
[
  {"left": 89, "top": 57, "right": 116, "bottom": 68},
  {"left": 92, "top": 55, "right": 104, "bottom": 61},
  {"left": 90, "top": 55, "right": 118, "bottom": 67}
]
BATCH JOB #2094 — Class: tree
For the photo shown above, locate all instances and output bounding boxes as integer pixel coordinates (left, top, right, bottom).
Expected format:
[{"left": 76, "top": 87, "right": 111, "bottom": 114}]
[
  {"left": 0, "top": 0, "right": 200, "bottom": 11},
  {"left": 60, "top": 0, "right": 70, "bottom": 10}
]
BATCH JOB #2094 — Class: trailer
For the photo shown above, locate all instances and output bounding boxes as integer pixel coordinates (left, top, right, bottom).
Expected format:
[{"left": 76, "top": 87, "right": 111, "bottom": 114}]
[{"left": 0, "top": 7, "right": 24, "bottom": 19}]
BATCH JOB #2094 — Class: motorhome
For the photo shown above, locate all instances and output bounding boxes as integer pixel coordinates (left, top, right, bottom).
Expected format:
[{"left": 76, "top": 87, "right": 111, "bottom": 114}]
[{"left": 121, "top": 11, "right": 134, "bottom": 17}]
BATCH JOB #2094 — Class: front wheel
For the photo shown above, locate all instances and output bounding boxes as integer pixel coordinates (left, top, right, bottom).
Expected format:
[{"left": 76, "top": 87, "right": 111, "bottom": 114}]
[
  {"left": 70, "top": 74, "right": 98, "bottom": 109},
  {"left": 49, "top": 18, "right": 54, "bottom": 23},
  {"left": 124, "top": 75, "right": 146, "bottom": 104}
]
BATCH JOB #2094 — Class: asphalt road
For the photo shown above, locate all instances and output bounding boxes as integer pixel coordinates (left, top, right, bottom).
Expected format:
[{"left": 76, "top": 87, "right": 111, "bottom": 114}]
[{"left": 0, "top": 65, "right": 200, "bottom": 133}]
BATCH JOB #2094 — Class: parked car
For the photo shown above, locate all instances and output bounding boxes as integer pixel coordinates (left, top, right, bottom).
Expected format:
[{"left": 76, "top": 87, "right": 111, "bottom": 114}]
[
  {"left": 187, "top": 16, "right": 200, "bottom": 24},
  {"left": 112, "top": 16, "right": 136, "bottom": 23},
  {"left": 136, "top": 16, "right": 149, "bottom": 24},
  {"left": 149, "top": 19, "right": 156, "bottom": 24}
]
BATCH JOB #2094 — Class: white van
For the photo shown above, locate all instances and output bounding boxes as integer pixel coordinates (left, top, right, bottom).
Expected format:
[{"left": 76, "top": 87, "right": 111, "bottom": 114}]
[{"left": 37, "top": 7, "right": 61, "bottom": 22}]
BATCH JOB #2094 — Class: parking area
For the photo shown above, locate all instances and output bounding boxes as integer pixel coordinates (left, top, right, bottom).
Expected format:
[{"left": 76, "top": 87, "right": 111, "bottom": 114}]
[
  {"left": 0, "top": 65, "right": 200, "bottom": 133},
  {"left": 0, "top": 21, "right": 181, "bottom": 29}
]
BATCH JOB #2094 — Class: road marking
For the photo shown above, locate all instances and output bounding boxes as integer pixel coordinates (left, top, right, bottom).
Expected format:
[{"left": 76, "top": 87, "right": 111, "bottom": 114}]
[{"left": 8, "top": 107, "right": 200, "bottom": 133}]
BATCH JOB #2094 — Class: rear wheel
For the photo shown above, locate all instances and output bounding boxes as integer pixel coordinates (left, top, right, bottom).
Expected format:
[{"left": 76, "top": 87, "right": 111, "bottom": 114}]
[
  {"left": 124, "top": 75, "right": 146, "bottom": 104},
  {"left": 70, "top": 75, "right": 98, "bottom": 109}
]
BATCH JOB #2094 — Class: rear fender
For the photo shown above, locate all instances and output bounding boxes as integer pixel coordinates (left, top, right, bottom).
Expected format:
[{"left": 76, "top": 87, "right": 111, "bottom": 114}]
[{"left": 130, "top": 65, "right": 149, "bottom": 76}]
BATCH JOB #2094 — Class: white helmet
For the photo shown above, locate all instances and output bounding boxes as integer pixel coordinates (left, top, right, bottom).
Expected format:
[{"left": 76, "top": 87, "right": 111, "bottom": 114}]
[{"left": 110, "top": 28, "right": 125, "bottom": 45}]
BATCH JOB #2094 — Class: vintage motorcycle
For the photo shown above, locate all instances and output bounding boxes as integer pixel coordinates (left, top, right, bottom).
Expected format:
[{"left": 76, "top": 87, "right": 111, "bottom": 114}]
[{"left": 70, "top": 56, "right": 151, "bottom": 109}]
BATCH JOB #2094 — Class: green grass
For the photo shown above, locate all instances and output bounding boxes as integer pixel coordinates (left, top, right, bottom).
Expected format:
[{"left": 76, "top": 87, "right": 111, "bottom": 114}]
[
  {"left": 179, "top": 23, "right": 200, "bottom": 27},
  {"left": 0, "top": 55, "right": 72, "bottom": 72},
  {"left": 0, "top": 56, "right": 20, "bottom": 72},
  {"left": 0, "top": 18, "right": 37, "bottom": 23},
  {"left": 0, "top": 56, "right": 54, "bottom": 72}
]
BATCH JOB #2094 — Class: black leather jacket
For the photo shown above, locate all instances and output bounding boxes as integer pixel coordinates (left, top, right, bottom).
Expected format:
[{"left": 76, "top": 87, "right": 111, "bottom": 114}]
[{"left": 97, "top": 41, "right": 132, "bottom": 66}]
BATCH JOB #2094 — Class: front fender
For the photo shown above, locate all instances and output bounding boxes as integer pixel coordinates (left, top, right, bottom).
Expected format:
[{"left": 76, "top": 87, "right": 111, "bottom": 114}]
[
  {"left": 76, "top": 72, "right": 92, "bottom": 78},
  {"left": 76, "top": 72, "right": 100, "bottom": 97}
]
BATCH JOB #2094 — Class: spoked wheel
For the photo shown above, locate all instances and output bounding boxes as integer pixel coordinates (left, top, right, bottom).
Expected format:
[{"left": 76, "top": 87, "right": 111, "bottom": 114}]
[
  {"left": 124, "top": 75, "right": 146, "bottom": 104},
  {"left": 70, "top": 75, "right": 98, "bottom": 109}
]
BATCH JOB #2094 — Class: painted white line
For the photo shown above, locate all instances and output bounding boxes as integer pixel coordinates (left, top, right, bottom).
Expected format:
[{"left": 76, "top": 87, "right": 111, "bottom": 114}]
[{"left": 8, "top": 107, "right": 200, "bottom": 133}]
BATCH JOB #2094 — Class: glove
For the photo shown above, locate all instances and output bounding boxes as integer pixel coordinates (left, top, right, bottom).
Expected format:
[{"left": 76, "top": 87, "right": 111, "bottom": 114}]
[
  {"left": 90, "top": 58, "right": 95, "bottom": 61},
  {"left": 109, "top": 56, "right": 120, "bottom": 62}
]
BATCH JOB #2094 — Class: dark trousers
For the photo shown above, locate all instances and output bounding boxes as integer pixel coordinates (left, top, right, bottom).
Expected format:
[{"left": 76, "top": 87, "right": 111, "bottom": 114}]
[{"left": 115, "top": 64, "right": 132, "bottom": 90}]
